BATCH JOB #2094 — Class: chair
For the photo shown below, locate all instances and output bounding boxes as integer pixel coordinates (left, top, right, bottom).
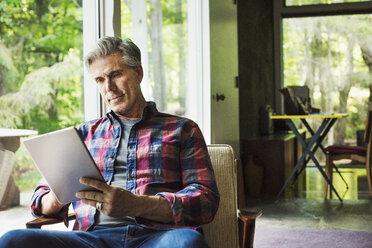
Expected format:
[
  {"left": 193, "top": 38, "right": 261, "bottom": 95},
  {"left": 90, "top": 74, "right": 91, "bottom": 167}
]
[
  {"left": 203, "top": 145, "right": 262, "bottom": 248},
  {"left": 324, "top": 108, "right": 372, "bottom": 199},
  {"left": 26, "top": 144, "right": 262, "bottom": 248}
]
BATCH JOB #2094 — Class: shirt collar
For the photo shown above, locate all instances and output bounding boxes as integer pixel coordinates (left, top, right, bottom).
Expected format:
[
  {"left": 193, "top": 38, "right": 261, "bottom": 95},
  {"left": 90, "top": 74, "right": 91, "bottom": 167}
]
[{"left": 106, "top": 101, "right": 158, "bottom": 123}]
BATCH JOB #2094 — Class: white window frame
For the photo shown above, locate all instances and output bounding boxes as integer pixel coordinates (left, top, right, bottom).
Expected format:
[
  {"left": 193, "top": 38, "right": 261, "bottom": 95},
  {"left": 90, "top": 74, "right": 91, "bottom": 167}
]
[
  {"left": 187, "top": 0, "right": 211, "bottom": 143},
  {"left": 83, "top": 0, "right": 211, "bottom": 143},
  {"left": 83, "top": 0, "right": 100, "bottom": 121},
  {"left": 273, "top": 0, "right": 372, "bottom": 114},
  {"left": 83, "top": 0, "right": 121, "bottom": 121}
]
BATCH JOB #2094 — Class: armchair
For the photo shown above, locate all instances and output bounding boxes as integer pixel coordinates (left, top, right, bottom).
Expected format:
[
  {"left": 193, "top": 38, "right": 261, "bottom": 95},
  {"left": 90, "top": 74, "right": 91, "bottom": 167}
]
[{"left": 26, "top": 144, "right": 262, "bottom": 248}]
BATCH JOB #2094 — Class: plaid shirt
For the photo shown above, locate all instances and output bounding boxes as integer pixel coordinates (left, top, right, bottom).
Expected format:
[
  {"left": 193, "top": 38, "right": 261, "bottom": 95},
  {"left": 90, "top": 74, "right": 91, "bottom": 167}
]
[{"left": 31, "top": 102, "right": 219, "bottom": 231}]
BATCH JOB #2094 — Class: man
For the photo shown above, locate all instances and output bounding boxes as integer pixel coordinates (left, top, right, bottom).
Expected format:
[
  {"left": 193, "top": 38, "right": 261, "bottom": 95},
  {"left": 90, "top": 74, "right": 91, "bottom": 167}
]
[{"left": 0, "top": 37, "right": 219, "bottom": 248}]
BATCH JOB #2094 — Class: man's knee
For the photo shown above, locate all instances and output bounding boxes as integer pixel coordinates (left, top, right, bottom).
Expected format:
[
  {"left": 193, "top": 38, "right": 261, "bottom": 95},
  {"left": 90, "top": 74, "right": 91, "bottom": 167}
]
[
  {"left": 156, "top": 228, "right": 209, "bottom": 248},
  {"left": 0, "top": 229, "right": 39, "bottom": 248}
]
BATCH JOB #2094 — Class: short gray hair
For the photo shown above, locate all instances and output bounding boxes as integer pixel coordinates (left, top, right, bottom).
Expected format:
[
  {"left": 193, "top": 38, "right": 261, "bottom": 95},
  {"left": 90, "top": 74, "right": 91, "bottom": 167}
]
[{"left": 84, "top": 36, "right": 141, "bottom": 71}]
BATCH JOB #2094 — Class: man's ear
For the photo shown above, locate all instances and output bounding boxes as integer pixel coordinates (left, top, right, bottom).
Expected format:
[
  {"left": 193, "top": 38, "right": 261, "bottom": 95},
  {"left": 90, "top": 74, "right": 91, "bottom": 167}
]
[{"left": 135, "top": 66, "right": 143, "bottom": 83}]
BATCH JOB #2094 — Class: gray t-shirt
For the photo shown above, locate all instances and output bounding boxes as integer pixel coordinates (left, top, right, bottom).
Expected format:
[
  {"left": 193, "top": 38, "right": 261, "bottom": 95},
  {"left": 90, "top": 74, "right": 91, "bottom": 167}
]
[{"left": 95, "top": 118, "right": 140, "bottom": 227}]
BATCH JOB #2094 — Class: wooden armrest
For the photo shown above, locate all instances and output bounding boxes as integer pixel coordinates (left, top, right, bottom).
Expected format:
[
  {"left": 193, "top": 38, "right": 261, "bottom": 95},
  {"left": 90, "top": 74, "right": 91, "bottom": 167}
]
[
  {"left": 238, "top": 209, "right": 263, "bottom": 248},
  {"left": 238, "top": 209, "right": 263, "bottom": 221},
  {"left": 26, "top": 213, "right": 76, "bottom": 229}
]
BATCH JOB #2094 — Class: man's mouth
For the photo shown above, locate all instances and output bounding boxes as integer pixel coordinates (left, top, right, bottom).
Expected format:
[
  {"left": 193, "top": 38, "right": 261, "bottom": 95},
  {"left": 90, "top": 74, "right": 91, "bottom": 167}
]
[{"left": 109, "top": 94, "right": 124, "bottom": 103}]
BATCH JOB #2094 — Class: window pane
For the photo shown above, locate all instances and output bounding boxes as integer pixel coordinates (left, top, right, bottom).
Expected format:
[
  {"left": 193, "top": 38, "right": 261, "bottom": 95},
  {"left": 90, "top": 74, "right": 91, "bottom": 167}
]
[
  {"left": 0, "top": 0, "right": 83, "bottom": 191},
  {"left": 283, "top": 15, "right": 372, "bottom": 149},
  {"left": 286, "top": 0, "right": 372, "bottom": 6},
  {"left": 121, "top": 0, "right": 188, "bottom": 116}
]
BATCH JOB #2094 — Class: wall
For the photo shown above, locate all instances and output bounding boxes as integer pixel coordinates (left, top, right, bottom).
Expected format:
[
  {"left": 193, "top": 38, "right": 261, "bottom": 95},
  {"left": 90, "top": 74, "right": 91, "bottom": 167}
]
[
  {"left": 209, "top": 0, "right": 240, "bottom": 156},
  {"left": 237, "top": 0, "right": 275, "bottom": 141},
  {"left": 209, "top": 0, "right": 275, "bottom": 155}
]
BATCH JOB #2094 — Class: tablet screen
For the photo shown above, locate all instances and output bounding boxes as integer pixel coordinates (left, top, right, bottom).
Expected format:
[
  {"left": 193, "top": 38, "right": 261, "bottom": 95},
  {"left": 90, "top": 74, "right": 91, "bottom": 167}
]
[{"left": 23, "top": 127, "right": 105, "bottom": 204}]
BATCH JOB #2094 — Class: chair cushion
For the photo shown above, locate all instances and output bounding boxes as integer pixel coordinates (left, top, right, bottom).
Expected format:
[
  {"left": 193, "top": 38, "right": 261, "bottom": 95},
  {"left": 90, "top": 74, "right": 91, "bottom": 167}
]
[{"left": 326, "top": 145, "right": 366, "bottom": 156}]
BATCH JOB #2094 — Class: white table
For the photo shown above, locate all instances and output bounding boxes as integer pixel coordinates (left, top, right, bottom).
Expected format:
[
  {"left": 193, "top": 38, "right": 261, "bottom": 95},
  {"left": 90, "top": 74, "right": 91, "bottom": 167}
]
[{"left": 0, "top": 128, "right": 37, "bottom": 210}]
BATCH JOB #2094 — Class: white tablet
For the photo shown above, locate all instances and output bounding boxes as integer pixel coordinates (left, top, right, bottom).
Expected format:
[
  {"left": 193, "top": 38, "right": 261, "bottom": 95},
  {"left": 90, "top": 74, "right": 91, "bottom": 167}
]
[{"left": 23, "top": 127, "right": 105, "bottom": 204}]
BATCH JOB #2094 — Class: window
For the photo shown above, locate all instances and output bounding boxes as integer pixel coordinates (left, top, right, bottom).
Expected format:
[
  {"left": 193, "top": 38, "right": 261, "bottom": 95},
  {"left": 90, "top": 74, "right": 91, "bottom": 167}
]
[
  {"left": 274, "top": 0, "right": 372, "bottom": 149},
  {"left": 121, "top": 1, "right": 188, "bottom": 116},
  {"left": 0, "top": 0, "right": 83, "bottom": 191},
  {"left": 286, "top": 0, "right": 371, "bottom": 6},
  {"left": 83, "top": 0, "right": 211, "bottom": 141},
  {"left": 0, "top": 0, "right": 209, "bottom": 207}
]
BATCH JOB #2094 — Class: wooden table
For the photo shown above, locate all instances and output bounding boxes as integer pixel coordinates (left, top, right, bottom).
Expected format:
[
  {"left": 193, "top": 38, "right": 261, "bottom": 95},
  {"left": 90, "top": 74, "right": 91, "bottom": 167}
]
[
  {"left": 242, "top": 132, "right": 305, "bottom": 198},
  {"left": 0, "top": 128, "right": 37, "bottom": 210},
  {"left": 270, "top": 114, "right": 347, "bottom": 202}
]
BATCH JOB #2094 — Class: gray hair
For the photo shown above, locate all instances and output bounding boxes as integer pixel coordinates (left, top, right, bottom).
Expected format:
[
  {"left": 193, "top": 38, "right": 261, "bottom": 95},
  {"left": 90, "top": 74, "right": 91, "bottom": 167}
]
[{"left": 84, "top": 36, "right": 141, "bottom": 71}]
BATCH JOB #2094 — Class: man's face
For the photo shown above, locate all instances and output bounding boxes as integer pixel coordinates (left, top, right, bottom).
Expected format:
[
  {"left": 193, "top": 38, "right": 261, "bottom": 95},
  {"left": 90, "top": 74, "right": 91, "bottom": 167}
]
[{"left": 90, "top": 52, "right": 144, "bottom": 119}]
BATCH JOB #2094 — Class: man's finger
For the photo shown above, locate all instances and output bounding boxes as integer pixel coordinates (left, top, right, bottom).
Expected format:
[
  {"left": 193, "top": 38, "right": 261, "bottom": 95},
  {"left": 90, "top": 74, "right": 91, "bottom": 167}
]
[
  {"left": 76, "top": 190, "right": 104, "bottom": 202},
  {"left": 80, "top": 199, "right": 103, "bottom": 210},
  {"left": 80, "top": 177, "right": 109, "bottom": 192}
]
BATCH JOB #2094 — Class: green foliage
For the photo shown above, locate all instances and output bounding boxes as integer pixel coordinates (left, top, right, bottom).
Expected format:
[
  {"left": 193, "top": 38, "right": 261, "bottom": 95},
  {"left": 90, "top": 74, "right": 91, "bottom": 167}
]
[
  {"left": 121, "top": 0, "right": 187, "bottom": 113},
  {"left": 14, "top": 168, "right": 42, "bottom": 192},
  {"left": 0, "top": 0, "right": 83, "bottom": 89},
  {"left": 284, "top": 14, "right": 372, "bottom": 143},
  {"left": 162, "top": 1, "right": 186, "bottom": 25},
  {"left": 0, "top": 0, "right": 83, "bottom": 190},
  {"left": 0, "top": 0, "right": 83, "bottom": 130},
  {"left": 0, "top": 42, "right": 18, "bottom": 92},
  {"left": 0, "top": 50, "right": 83, "bottom": 132},
  {"left": 121, "top": 0, "right": 133, "bottom": 38},
  {"left": 13, "top": 144, "right": 42, "bottom": 192}
]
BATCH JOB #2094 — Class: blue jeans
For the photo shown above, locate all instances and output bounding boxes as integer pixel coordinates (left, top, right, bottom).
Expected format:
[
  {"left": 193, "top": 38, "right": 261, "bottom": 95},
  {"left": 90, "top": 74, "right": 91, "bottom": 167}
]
[{"left": 0, "top": 225, "right": 209, "bottom": 248}]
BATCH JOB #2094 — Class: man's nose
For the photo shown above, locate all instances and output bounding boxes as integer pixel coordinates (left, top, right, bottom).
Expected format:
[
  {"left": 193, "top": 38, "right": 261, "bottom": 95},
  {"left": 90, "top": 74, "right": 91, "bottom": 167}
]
[{"left": 106, "top": 77, "right": 117, "bottom": 91}]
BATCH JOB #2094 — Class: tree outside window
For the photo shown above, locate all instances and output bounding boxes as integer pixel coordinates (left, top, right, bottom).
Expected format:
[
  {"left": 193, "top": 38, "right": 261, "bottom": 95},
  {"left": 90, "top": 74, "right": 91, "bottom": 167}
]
[
  {"left": 121, "top": 0, "right": 188, "bottom": 116},
  {"left": 283, "top": 14, "right": 372, "bottom": 151},
  {"left": 0, "top": 0, "right": 83, "bottom": 191}
]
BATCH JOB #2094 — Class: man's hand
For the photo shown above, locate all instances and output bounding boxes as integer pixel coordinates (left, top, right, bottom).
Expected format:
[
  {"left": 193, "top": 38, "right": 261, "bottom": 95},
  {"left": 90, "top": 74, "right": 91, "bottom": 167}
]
[
  {"left": 76, "top": 177, "right": 140, "bottom": 217},
  {"left": 76, "top": 177, "right": 173, "bottom": 223},
  {"left": 41, "top": 191, "right": 66, "bottom": 216}
]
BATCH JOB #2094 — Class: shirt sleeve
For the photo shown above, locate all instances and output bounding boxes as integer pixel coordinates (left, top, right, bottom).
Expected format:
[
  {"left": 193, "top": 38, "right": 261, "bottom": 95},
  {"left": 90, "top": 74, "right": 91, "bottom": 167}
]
[
  {"left": 156, "top": 122, "right": 220, "bottom": 226},
  {"left": 30, "top": 178, "right": 70, "bottom": 227}
]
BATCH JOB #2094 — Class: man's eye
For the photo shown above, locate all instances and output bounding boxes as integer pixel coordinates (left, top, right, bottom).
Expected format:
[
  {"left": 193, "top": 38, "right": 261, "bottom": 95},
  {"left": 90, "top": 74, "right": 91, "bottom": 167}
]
[
  {"left": 96, "top": 78, "right": 104, "bottom": 83},
  {"left": 112, "top": 72, "right": 121, "bottom": 78}
]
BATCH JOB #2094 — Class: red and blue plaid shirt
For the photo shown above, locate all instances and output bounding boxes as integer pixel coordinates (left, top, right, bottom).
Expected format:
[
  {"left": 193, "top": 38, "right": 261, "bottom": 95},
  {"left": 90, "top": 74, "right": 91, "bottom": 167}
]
[{"left": 31, "top": 102, "right": 219, "bottom": 231}]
